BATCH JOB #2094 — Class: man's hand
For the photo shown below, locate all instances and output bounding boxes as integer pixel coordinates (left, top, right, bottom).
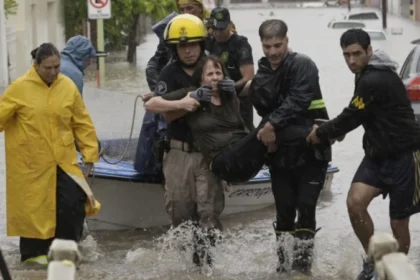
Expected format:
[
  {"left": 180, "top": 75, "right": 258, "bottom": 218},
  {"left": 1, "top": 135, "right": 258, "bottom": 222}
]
[
  {"left": 143, "top": 92, "right": 153, "bottom": 102},
  {"left": 267, "top": 143, "right": 277, "bottom": 153},
  {"left": 218, "top": 79, "right": 236, "bottom": 94},
  {"left": 238, "top": 80, "right": 252, "bottom": 97},
  {"left": 87, "top": 194, "right": 96, "bottom": 211},
  {"left": 257, "top": 122, "right": 276, "bottom": 146},
  {"left": 179, "top": 93, "right": 200, "bottom": 112},
  {"left": 84, "top": 162, "right": 94, "bottom": 179},
  {"left": 306, "top": 124, "right": 321, "bottom": 144}
]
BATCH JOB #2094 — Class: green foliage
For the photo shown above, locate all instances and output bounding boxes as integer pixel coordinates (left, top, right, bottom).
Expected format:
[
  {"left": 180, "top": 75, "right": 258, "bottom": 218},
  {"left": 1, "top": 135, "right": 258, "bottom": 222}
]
[
  {"left": 4, "top": 0, "right": 18, "bottom": 19},
  {"left": 63, "top": 0, "right": 87, "bottom": 40},
  {"left": 142, "top": 0, "right": 177, "bottom": 21},
  {"left": 64, "top": 0, "right": 177, "bottom": 51}
]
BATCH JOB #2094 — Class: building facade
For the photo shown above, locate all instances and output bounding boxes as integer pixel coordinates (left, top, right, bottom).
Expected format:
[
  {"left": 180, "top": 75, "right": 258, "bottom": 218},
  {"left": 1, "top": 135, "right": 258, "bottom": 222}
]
[
  {"left": 5, "top": 0, "right": 66, "bottom": 82},
  {"left": 367, "top": 0, "right": 419, "bottom": 21}
]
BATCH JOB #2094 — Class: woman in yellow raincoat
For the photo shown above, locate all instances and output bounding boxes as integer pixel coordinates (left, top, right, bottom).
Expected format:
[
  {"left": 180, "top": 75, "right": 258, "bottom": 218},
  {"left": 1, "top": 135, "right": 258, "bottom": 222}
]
[{"left": 0, "top": 43, "right": 100, "bottom": 265}]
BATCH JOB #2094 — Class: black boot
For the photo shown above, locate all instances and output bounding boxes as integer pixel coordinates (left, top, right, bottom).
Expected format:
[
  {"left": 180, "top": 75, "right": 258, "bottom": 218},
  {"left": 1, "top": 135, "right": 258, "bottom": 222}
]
[
  {"left": 292, "top": 228, "right": 317, "bottom": 275},
  {"left": 273, "top": 222, "right": 295, "bottom": 273},
  {"left": 192, "top": 226, "right": 216, "bottom": 268}
]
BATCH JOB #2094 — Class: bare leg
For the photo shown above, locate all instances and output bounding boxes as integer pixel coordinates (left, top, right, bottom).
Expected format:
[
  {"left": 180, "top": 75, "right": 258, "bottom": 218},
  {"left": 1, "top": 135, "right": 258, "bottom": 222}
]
[
  {"left": 346, "top": 182, "right": 382, "bottom": 253},
  {"left": 391, "top": 218, "right": 410, "bottom": 254}
]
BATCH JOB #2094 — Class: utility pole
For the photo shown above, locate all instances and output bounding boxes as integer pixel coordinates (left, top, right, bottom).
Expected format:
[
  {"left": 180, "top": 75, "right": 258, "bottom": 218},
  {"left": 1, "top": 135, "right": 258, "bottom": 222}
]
[
  {"left": 382, "top": 0, "right": 387, "bottom": 29},
  {"left": 97, "top": 18, "right": 105, "bottom": 87}
]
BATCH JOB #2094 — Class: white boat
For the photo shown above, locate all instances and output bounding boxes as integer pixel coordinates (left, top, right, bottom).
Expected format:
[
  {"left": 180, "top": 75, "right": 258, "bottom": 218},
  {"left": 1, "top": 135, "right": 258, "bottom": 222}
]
[{"left": 81, "top": 139, "right": 340, "bottom": 231}]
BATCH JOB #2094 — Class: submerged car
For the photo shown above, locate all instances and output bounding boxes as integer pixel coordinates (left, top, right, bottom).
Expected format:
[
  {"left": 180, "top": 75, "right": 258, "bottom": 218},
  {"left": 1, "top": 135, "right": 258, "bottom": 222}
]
[
  {"left": 400, "top": 43, "right": 420, "bottom": 120},
  {"left": 364, "top": 29, "right": 387, "bottom": 40},
  {"left": 344, "top": 11, "right": 380, "bottom": 20},
  {"left": 328, "top": 20, "right": 366, "bottom": 29}
]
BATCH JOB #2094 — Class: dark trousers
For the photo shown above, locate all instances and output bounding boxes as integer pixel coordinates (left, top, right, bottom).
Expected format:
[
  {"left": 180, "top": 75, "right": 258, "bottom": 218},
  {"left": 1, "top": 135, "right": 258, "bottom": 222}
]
[
  {"left": 210, "top": 120, "right": 313, "bottom": 184},
  {"left": 210, "top": 129, "right": 267, "bottom": 183},
  {"left": 270, "top": 161, "right": 328, "bottom": 231},
  {"left": 20, "top": 166, "right": 87, "bottom": 262}
]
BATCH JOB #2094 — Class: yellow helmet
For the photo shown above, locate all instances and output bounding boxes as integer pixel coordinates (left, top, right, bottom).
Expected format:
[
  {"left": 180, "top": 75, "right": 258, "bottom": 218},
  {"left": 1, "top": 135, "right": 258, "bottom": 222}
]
[{"left": 163, "top": 14, "right": 207, "bottom": 44}]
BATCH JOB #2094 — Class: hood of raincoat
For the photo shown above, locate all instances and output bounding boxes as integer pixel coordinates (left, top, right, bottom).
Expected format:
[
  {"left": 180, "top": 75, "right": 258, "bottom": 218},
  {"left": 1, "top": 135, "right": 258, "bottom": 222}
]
[
  {"left": 62, "top": 35, "right": 97, "bottom": 72},
  {"left": 152, "top": 11, "right": 179, "bottom": 41},
  {"left": 368, "top": 49, "right": 399, "bottom": 72}
]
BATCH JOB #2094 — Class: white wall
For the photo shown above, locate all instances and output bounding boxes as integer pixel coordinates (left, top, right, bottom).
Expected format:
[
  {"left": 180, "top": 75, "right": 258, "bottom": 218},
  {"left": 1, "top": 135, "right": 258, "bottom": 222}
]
[
  {"left": 6, "top": 0, "right": 66, "bottom": 81},
  {"left": 0, "top": 0, "right": 10, "bottom": 87},
  {"left": 387, "top": 0, "right": 402, "bottom": 15}
]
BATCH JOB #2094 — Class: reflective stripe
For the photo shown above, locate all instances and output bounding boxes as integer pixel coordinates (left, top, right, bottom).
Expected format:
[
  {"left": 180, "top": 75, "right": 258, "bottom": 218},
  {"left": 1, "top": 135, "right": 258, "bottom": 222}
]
[{"left": 307, "top": 99, "right": 325, "bottom": 110}]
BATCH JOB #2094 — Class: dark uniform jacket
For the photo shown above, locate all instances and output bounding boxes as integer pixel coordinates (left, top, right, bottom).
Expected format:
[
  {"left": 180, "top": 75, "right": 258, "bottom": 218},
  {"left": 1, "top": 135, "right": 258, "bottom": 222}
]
[
  {"left": 250, "top": 52, "right": 331, "bottom": 168},
  {"left": 317, "top": 50, "right": 420, "bottom": 160}
]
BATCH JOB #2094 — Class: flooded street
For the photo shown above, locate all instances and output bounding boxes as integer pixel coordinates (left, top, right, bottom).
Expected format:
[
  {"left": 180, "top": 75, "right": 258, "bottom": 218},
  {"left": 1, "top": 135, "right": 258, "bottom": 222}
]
[{"left": 1, "top": 6, "right": 420, "bottom": 280}]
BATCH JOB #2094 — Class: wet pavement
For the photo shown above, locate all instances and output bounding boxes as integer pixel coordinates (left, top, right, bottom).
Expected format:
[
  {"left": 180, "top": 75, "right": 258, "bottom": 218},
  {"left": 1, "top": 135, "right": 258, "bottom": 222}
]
[{"left": 1, "top": 6, "right": 420, "bottom": 280}]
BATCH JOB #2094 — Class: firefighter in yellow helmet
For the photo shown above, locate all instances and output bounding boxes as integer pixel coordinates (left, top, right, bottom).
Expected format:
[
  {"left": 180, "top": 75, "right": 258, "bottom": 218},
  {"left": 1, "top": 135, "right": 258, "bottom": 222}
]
[
  {"left": 144, "top": 14, "right": 225, "bottom": 271},
  {"left": 145, "top": 1, "right": 211, "bottom": 92}
]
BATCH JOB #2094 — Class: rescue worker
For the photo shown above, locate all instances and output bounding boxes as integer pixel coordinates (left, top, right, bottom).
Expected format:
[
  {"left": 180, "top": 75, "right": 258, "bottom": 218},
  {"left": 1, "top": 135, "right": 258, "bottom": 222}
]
[
  {"left": 0, "top": 43, "right": 101, "bottom": 265},
  {"left": 146, "top": 0, "right": 210, "bottom": 91},
  {"left": 144, "top": 14, "right": 224, "bottom": 270},
  {"left": 60, "top": 35, "right": 98, "bottom": 96},
  {"left": 153, "top": 55, "right": 267, "bottom": 184},
  {"left": 207, "top": 7, "right": 255, "bottom": 131},
  {"left": 249, "top": 19, "right": 332, "bottom": 276},
  {"left": 307, "top": 29, "right": 420, "bottom": 280},
  {"left": 135, "top": 0, "right": 212, "bottom": 178}
]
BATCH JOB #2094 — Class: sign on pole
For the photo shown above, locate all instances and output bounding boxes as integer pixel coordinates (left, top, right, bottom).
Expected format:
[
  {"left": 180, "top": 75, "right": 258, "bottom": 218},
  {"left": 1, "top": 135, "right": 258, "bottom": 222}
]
[{"left": 88, "top": 0, "right": 111, "bottom": 20}]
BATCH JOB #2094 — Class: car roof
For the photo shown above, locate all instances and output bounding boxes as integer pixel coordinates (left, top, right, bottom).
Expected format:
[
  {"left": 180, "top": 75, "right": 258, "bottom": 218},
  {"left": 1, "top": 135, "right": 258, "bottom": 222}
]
[
  {"left": 363, "top": 29, "right": 385, "bottom": 33},
  {"left": 331, "top": 19, "right": 365, "bottom": 23},
  {"left": 362, "top": 29, "right": 387, "bottom": 40},
  {"left": 411, "top": 39, "right": 420, "bottom": 45}
]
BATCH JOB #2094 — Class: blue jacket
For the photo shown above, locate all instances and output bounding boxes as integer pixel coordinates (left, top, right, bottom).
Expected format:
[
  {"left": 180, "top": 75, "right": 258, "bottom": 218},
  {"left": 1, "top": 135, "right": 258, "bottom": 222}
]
[{"left": 60, "top": 35, "right": 97, "bottom": 95}]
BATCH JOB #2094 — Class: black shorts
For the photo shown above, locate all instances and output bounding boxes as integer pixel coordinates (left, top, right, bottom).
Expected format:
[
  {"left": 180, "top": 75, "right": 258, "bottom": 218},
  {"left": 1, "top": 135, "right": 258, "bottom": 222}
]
[{"left": 352, "top": 151, "right": 420, "bottom": 220}]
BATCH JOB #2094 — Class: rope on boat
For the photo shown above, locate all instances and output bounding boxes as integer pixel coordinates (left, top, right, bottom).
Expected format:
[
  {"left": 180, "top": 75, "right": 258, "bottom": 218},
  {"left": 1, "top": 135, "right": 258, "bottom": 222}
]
[
  {"left": 100, "top": 94, "right": 145, "bottom": 165},
  {"left": 87, "top": 94, "right": 144, "bottom": 187}
]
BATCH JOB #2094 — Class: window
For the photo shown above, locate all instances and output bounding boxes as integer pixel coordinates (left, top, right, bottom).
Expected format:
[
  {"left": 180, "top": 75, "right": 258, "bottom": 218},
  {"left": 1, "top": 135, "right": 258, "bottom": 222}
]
[
  {"left": 332, "top": 22, "right": 365, "bottom": 29},
  {"left": 366, "top": 31, "right": 386, "bottom": 40},
  {"left": 416, "top": 50, "right": 420, "bottom": 73},
  {"left": 348, "top": 12, "right": 379, "bottom": 20},
  {"left": 400, "top": 49, "right": 415, "bottom": 80}
]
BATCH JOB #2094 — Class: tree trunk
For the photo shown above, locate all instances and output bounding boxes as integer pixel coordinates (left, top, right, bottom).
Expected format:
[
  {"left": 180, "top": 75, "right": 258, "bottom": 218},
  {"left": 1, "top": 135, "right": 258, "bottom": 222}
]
[{"left": 127, "top": 13, "right": 140, "bottom": 63}]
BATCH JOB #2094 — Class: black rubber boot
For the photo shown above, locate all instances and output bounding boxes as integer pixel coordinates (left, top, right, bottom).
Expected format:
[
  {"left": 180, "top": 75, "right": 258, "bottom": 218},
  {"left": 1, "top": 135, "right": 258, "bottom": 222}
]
[
  {"left": 292, "top": 228, "right": 317, "bottom": 275},
  {"left": 192, "top": 227, "right": 217, "bottom": 268},
  {"left": 273, "top": 222, "right": 295, "bottom": 273}
]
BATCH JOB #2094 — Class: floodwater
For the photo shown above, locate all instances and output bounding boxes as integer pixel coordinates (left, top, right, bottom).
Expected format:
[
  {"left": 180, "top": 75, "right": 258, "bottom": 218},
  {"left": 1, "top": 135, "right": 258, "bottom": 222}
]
[{"left": 1, "top": 6, "right": 420, "bottom": 280}]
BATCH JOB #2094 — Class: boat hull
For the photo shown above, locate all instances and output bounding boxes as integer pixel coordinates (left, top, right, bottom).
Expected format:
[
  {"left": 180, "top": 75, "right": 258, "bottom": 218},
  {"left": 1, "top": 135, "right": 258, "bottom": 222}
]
[
  {"left": 80, "top": 138, "right": 339, "bottom": 231},
  {"left": 85, "top": 166, "right": 339, "bottom": 231}
]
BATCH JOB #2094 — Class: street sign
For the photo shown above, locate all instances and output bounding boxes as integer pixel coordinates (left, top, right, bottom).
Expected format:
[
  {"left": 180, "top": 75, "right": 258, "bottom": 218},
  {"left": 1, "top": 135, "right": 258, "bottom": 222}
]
[{"left": 88, "top": 0, "right": 111, "bottom": 20}]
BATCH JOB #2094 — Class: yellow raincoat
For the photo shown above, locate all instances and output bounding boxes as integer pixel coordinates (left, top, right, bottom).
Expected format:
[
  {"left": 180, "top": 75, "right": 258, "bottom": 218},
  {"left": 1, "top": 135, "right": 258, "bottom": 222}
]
[{"left": 0, "top": 66, "right": 99, "bottom": 239}]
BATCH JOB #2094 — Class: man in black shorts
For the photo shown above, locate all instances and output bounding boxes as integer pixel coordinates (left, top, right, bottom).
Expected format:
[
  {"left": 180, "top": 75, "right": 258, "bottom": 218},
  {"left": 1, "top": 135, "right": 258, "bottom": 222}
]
[{"left": 307, "top": 29, "right": 420, "bottom": 280}]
